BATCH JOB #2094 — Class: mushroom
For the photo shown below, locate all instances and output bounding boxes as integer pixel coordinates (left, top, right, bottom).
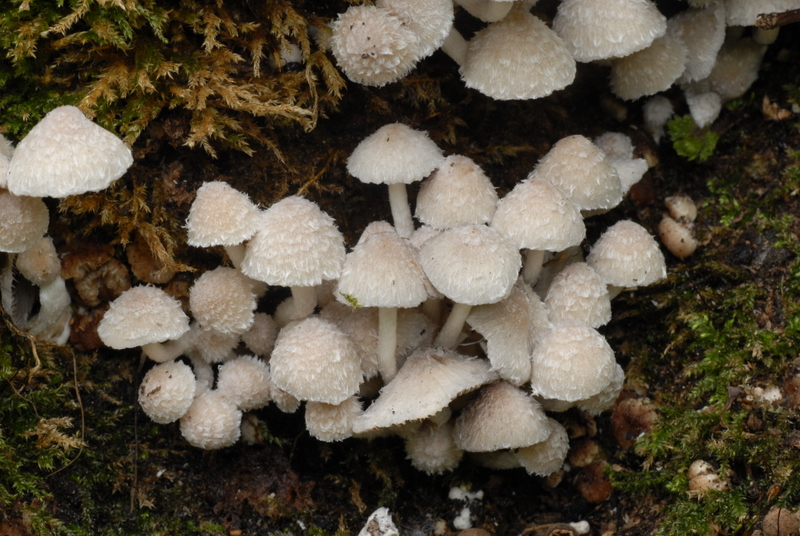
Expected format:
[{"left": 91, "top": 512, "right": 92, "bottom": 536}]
[
  {"left": 330, "top": 5, "right": 422, "bottom": 87},
  {"left": 403, "top": 420, "right": 464, "bottom": 474},
  {"left": 460, "top": 7, "right": 576, "bottom": 101},
  {"left": 268, "top": 316, "right": 362, "bottom": 404},
  {"left": 347, "top": 123, "right": 444, "bottom": 238},
  {"left": 586, "top": 220, "right": 667, "bottom": 298},
  {"left": 376, "top": 0, "right": 454, "bottom": 59},
  {"left": 514, "top": 417, "right": 570, "bottom": 476},
  {"left": 643, "top": 95, "right": 674, "bottom": 143},
  {"left": 179, "top": 389, "right": 242, "bottom": 449},
  {"left": 0, "top": 190, "right": 50, "bottom": 254},
  {"left": 668, "top": 1, "right": 726, "bottom": 85},
  {"left": 241, "top": 196, "right": 345, "bottom": 322},
  {"left": 336, "top": 222, "right": 430, "bottom": 382},
  {"left": 97, "top": 285, "right": 191, "bottom": 362},
  {"left": 185, "top": 181, "right": 262, "bottom": 269},
  {"left": 216, "top": 355, "right": 272, "bottom": 411},
  {"left": 681, "top": 35, "right": 767, "bottom": 103},
  {"left": 686, "top": 91, "right": 723, "bottom": 128},
  {"left": 553, "top": 0, "right": 667, "bottom": 62},
  {"left": 658, "top": 216, "right": 698, "bottom": 260},
  {"left": 138, "top": 360, "right": 196, "bottom": 424},
  {"left": 544, "top": 262, "right": 612, "bottom": 329},
  {"left": 189, "top": 266, "right": 256, "bottom": 335},
  {"left": 305, "top": 396, "right": 363, "bottom": 442},
  {"left": 419, "top": 224, "right": 521, "bottom": 348},
  {"left": 7, "top": 105, "right": 132, "bottom": 198},
  {"left": 610, "top": 34, "right": 688, "bottom": 101},
  {"left": 490, "top": 177, "right": 586, "bottom": 284},
  {"left": 240, "top": 312, "right": 278, "bottom": 357}
]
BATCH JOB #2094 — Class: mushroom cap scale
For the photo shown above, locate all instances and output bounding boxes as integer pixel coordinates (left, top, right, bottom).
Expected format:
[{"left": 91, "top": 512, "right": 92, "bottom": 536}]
[
  {"left": 8, "top": 106, "right": 133, "bottom": 198},
  {"left": 419, "top": 224, "right": 521, "bottom": 305},
  {"left": 352, "top": 347, "right": 497, "bottom": 433},
  {"left": 186, "top": 181, "right": 262, "bottom": 248},
  {"left": 347, "top": 123, "right": 444, "bottom": 185},
  {"left": 98, "top": 285, "right": 190, "bottom": 350},
  {"left": 241, "top": 196, "right": 345, "bottom": 287},
  {"left": 453, "top": 381, "right": 552, "bottom": 452},
  {"left": 461, "top": 9, "right": 576, "bottom": 101},
  {"left": 269, "top": 316, "right": 362, "bottom": 404},
  {"left": 529, "top": 321, "right": 617, "bottom": 402}
]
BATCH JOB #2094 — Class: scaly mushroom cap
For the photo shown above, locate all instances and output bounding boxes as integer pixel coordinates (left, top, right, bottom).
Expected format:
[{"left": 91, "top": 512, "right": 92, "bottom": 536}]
[
  {"left": 337, "top": 222, "right": 430, "bottom": 309},
  {"left": 610, "top": 34, "right": 687, "bottom": 101},
  {"left": 419, "top": 224, "right": 521, "bottom": 305},
  {"left": 453, "top": 381, "right": 552, "bottom": 452},
  {"left": 594, "top": 132, "right": 635, "bottom": 161},
  {"left": 241, "top": 312, "right": 278, "bottom": 357},
  {"left": 305, "top": 396, "right": 363, "bottom": 442},
  {"left": 416, "top": 155, "right": 498, "bottom": 229},
  {"left": 8, "top": 106, "right": 133, "bottom": 197},
  {"left": 587, "top": 220, "right": 666, "bottom": 287},
  {"left": 682, "top": 35, "right": 767, "bottom": 103},
  {"left": 241, "top": 196, "right": 345, "bottom": 287},
  {"left": 98, "top": 286, "right": 190, "bottom": 349},
  {"left": 669, "top": 2, "right": 726, "bottom": 84},
  {"left": 0, "top": 191, "right": 49, "bottom": 253},
  {"left": 216, "top": 355, "right": 272, "bottom": 411},
  {"left": 553, "top": 0, "right": 667, "bottom": 62},
  {"left": 491, "top": 177, "right": 586, "bottom": 251},
  {"left": 531, "top": 135, "right": 623, "bottom": 212},
  {"left": 545, "top": 262, "right": 612, "bottom": 328},
  {"left": 404, "top": 420, "right": 464, "bottom": 474},
  {"left": 179, "top": 390, "right": 242, "bottom": 449},
  {"left": 376, "top": 0, "right": 454, "bottom": 59},
  {"left": 352, "top": 347, "right": 498, "bottom": 433},
  {"left": 514, "top": 417, "right": 570, "bottom": 476},
  {"left": 15, "top": 237, "right": 60, "bottom": 287},
  {"left": 347, "top": 123, "right": 444, "bottom": 185},
  {"left": 461, "top": 9, "right": 576, "bottom": 100},
  {"left": 530, "top": 321, "right": 617, "bottom": 402},
  {"left": 189, "top": 267, "right": 256, "bottom": 334},
  {"left": 138, "top": 360, "right": 196, "bottom": 424},
  {"left": 330, "top": 5, "right": 422, "bottom": 87},
  {"left": 186, "top": 181, "right": 261, "bottom": 247},
  {"left": 578, "top": 362, "right": 625, "bottom": 415},
  {"left": 269, "top": 316, "right": 362, "bottom": 404}
]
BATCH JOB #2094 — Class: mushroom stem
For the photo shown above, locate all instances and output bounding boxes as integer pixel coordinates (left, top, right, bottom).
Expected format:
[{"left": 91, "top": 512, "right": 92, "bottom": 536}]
[
  {"left": 454, "top": 0, "right": 514, "bottom": 22},
  {"left": 377, "top": 307, "right": 399, "bottom": 382},
  {"left": 142, "top": 338, "right": 190, "bottom": 363},
  {"left": 441, "top": 27, "right": 468, "bottom": 66},
  {"left": 25, "top": 277, "right": 72, "bottom": 343},
  {"left": 224, "top": 244, "right": 246, "bottom": 270},
  {"left": 387, "top": 183, "right": 415, "bottom": 238},
  {"left": 522, "top": 249, "right": 546, "bottom": 285},
  {"left": 290, "top": 285, "right": 318, "bottom": 321},
  {"left": 434, "top": 302, "right": 472, "bottom": 348}
]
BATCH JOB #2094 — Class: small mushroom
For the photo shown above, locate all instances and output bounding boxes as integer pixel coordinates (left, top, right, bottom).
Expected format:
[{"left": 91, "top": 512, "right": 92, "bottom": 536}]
[{"left": 138, "top": 360, "right": 196, "bottom": 424}]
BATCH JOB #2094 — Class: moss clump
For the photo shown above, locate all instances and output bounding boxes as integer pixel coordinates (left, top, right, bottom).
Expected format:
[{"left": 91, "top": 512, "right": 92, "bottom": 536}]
[{"left": 667, "top": 114, "right": 719, "bottom": 163}]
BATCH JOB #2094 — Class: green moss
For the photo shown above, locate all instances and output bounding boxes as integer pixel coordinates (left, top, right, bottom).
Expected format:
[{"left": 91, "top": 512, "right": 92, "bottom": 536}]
[{"left": 667, "top": 115, "right": 719, "bottom": 163}]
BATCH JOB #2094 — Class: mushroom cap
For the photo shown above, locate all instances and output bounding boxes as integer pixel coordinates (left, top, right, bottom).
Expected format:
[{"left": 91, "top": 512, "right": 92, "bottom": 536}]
[
  {"left": 669, "top": 2, "right": 726, "bottom": 84},
  {"left": 179, "top": 390, "right": 242, "bottom": 449},
  {"left": 415, "top": 155, "right": 498, "bottom": 229},
  {"left": 682, "top": 36, "right": 766, "bottom": 103},
  {"left": 404, "top": 420, "right": 464, "bottom": 474},
  {"left": 186, "top": 181, "right": 262, "bottom": 247},
  {"left": 553, "top": 0, "right": 667, "bottom": 62},
  {"left": 658, "top": 216, "right": 698, "bottom": 260},
  {"left": 138, "top": 360, "right": 196, "bottom": 424},
  {"left": 453, "top": 381, "right": 552, "bottom": 452},
  {"left": 330, "top": 5, "right": 422, "bottom": 87},
  {"left": 665, "top": 194, "right": 698, "bottom": 222},
  {"left": 491, "top": 177, "right": 586, "bottom": 251},
  {"left": 240, "top": 312, "right": 278, "bottom": 357},
  {"left": 587, "top": 220, "right": 666, "bottom": 287},
  {"left": 686, "top": 91, "right": 722, "bottom": 129},
  {"left": 545, "top": 262, "right": 612, "bottom": 328},
  {"left": 269, "top": 316, "right": 362, "bottom": 404},
  {"left": 98, "top": 286, "right": 190, "bottom": 349},
  {"left": 466, "top": 279, "right": 538, "bottom": 385},
  {"left": 514, "top": 417, "right": 570, "bottom": 476},
  {"left": 530, "top": 321, "right": 617, "bottom": 402},
  {"left": 578, "top": 362, "right": 625, "bottom": 414},
  {"left": 189, "top": 267, "right": 256, "bottom": 334},
  {"left": 352, "top": 347, "right": 497, "bottom": 433},
  {"left": 594, "top": 132, "right": 635, "bottom": 161},
  {"left": 376, "top": 0, "right": 454, "bottom": 59},
  {"left": 336, "top": 223, "right": 430, "bottom": 309},
  {"left": 0, "top": 191, "right": 50, "bottom": 253},
  {"left": 241, "top": 196, "right": 345, "bottom": 287},
  {"left": 15, "top": 237, "right": 61, "bottom": 287},
  {"left": 347, "top": 123, "right": 444, "bottom": 185},
  {"left": 8, "top": 106, "right": 133, "bottom": 197},
  {"left": 305, "top": 397, "right": 363, "bottom": 442},
  {"left": 610, "top": 34, "right": 688, "bottom": 101},
  {"left": 216, "top": 355, "right": 272, "bottom": 411},
  {"left": 461, "top": 9, "right": 576, "bottom": 100},
  {"left": 643, "top": 95, "right": 674, "bottom": 142},
  {"left": 186, "top": 324, "right": 240, "bottom": 363},
  {"left": 419, "top": 224, "right": 521, "bottom": 305},
  {"left": 531, "top": 135, "right": 623, "bottom": 212}
]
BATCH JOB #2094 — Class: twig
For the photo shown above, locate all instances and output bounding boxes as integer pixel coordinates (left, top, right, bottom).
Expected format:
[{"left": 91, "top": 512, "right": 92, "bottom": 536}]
[{"left": 756, "top": 9, "right": 800, "bottom": 30}]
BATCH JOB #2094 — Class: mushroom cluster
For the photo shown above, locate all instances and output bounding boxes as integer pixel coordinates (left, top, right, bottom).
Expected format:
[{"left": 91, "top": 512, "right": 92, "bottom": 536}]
[
  {"left": 0, "top": 106, "right": 133, "bottom": 343},
  {"left": 94, "top": 122, "right": 668, "bottom": 480},
  {"left": 328, "top": 0, "right": 796, "bottom": 135}
]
